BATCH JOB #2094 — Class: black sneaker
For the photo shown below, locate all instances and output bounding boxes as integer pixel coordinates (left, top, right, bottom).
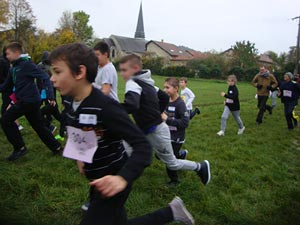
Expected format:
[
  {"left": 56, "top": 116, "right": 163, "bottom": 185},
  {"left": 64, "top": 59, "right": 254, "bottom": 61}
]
[
  {"left": 6, "top": 147, "right": 28, "bottom": 161},
  {"left": 195, "top": 107, "right": 201, "bottom": 115},
  {"left": 49, "top": 125, "right": 57, "bottom": 134},
  {"left": 197, "top": 160, "right": 211, "bottom": 185},
  {"left": 53, "top": 146, "right": 63, "bottom": 155},
  {"left": 268, "top": 108, "right": 273, "bottom": 115}
]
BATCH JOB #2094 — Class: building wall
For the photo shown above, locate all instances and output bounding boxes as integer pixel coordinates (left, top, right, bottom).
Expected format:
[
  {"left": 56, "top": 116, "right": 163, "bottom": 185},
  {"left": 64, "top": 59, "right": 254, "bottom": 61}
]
[{"left": 146, "top": 43, "right": 171, "bottom": 59}]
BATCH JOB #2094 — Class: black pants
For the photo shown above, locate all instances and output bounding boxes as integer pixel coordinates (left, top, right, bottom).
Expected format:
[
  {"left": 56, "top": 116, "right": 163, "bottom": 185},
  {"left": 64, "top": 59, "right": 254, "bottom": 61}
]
[
  {"left": 80, "top": 186, "right": 173, "bottom": 225},
  {"left": 1, "top": 101, "right": 61, "bottom": 152},
  {"left": 166, "top": 142, "right": 182, "bottom": 182},
  {"left": 256, "top": 96, "right": 272, "bottom": 123},
  {"left": 284, "top": 100, "right": 298, "bottom": 129},
  {"left": 1, "top": 92, "right": 11, "bottom": 116},
  {"left": 41, "top": 102, "right": 65, "bottom": 136}
]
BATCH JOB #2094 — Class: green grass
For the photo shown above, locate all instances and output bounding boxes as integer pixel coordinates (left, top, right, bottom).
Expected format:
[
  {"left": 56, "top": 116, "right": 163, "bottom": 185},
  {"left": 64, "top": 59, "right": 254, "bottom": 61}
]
[{"left": 0, "top": 76, "right": 300, "bottom": 225}]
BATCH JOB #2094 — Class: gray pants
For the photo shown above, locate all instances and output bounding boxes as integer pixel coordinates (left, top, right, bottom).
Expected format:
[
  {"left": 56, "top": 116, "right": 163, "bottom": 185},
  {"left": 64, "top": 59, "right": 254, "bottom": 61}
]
[
  {"left": 221, "top": 106, "right": 244, "bottom": 132},
  {"left": 271, "top": 90, "right": 278, "bottom": 108},
  {"left": 147, "top": 123, "right": 198, "bottom": 171}
]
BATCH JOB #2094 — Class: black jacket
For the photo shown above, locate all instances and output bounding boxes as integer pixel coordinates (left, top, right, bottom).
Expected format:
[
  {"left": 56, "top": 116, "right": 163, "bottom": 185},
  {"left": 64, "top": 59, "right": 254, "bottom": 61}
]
[
  {"left": 224, "top": 85, "right": 240, "bottom": 111},
  {"left": 165, "top": 97, "right": 189, "bottom": 143},
  {"left": 122, "top": 70, "right": 168, "bottom": 132},
  {"left": 0, "top": 56, "right": 9, "bottom": 85},
  {"left": 65, "top": 87, "right": 152, "bottom": 184},
  {"left": 0, "top": 55, "right": 54, "bottom": 103}
]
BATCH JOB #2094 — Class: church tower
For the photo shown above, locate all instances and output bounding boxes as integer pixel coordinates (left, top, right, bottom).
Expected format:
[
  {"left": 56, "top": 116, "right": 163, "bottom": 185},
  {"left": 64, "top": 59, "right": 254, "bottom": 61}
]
[{"left": 134, "top": 2, "right": 145, "bottom": 39}]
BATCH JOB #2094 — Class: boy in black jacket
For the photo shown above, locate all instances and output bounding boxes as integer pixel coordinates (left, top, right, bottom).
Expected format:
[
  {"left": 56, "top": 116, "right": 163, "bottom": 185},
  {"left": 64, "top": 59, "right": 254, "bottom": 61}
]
[
  {"left": 217, "top": 75, "right": 245, "bottom": 136},
  {"left": 49, "top": 43, "right": 195, "bottom": 225},
  {"left": 0, "top": 42, "right": 62, "bottom": 161},
  {"left": 0, "top": 46, "right": 11, "bottom": 115},
  {"left": 119, "top": 54, "right": 210, "bottom": 186}
]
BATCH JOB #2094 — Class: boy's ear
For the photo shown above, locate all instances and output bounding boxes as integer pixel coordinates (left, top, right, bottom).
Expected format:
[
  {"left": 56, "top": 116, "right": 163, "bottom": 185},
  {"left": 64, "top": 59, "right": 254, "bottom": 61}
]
[{"left": 75, "top": 65, "right": 87, "bottom": 80}]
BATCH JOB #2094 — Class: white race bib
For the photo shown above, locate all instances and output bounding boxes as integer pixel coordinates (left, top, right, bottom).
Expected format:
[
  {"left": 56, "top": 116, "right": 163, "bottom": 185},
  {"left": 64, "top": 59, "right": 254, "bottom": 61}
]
[
  {"left": 79, "top": 114, "right": 97, "bottom": 125},
  {"left": 168, "top": 106, "right": 176, "bottom": 111},
  {"left": 63, "top": 126, "right": 98, "bottom": 163},
  {"left": 283, "top": 90, "right": 292, "bottom": 97},
  {"left": 226, "top": 98, "right": 234, "bottom": 104}
]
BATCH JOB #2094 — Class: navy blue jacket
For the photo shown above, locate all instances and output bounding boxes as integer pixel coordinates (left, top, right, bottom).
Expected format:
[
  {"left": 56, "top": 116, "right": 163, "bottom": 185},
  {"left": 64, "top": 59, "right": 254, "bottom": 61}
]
[
  {"left": 224, "top": 85, "right": 240, "bottom": 111},
  {"left": 0, "top": 56, "right": 54, "bottom": 103},
  {"left": 280, "top": 81, "right": 300, "bottom": 103}
]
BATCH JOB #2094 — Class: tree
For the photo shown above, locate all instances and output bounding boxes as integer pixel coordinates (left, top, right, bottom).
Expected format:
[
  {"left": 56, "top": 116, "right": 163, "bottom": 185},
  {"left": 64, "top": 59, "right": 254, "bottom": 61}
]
[
  {"left": 0, "top": 0, "right": 9, "bottom": 29},
  {"left": 58, "top": 10, "right": 73, "bottom": 30},
  {"left": 72, "top": 10, "right": 93, "bottom": 42},
  {"left": 57, "top": 10, "right": 93, "bottom": 43},
  {"left": 8, "top": 0, "right": 36, "bottom": 42},
  {"left": 232, "top": 41, "right": 259, "bottom": 68}
]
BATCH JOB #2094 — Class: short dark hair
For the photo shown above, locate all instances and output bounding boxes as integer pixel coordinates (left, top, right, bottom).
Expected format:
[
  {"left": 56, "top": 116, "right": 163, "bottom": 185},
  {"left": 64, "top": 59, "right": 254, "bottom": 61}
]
[
  {"left": 93, "top": 41, "right": 110, "bottom": 58},
  {"left": 119, "top": 54, "right": 143, "bottom": 69},
  {"left": 6, "top": 42, "right": 23, "bottom": 53},
  {"left": 180, "top": 77, "right": 188, "bottom": 83},
  {"left": 49, "top": 43, "right": 98, "bottom": 83}
]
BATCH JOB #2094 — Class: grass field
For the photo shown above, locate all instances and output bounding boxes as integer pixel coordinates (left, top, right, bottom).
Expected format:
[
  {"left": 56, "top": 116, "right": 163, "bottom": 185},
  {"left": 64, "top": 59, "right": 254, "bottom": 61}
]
[{"left": 0, "top": 76, "right": 300, "bottom": 225}]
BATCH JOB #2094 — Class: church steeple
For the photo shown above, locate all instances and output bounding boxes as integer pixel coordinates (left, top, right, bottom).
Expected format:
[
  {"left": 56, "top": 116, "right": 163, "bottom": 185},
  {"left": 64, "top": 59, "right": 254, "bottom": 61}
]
[{"left": 134, "top": 2, "right": 145, "bottom": 39}]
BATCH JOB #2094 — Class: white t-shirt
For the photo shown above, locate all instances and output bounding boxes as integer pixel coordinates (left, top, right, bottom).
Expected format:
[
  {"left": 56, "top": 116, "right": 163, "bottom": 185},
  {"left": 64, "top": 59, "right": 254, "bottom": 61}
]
[
  {"left": 94, "top": 62, "right": 119, "bottom": 102},
  {"left": 180, "top": 87, "right": 195, "bottom": 110}
]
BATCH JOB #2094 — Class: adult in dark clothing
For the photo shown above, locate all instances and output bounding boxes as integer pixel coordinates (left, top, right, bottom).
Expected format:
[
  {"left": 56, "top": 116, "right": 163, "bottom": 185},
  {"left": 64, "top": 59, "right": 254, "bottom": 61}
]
[
  {"left": 0, "top": 47, "right": 11, "bottom": 115},
  {"left": 0, "top": 42, "right": 62, "bottom": 161},
  {"left": 251, "top": 66, "right": 278, "bottom": 125},
  {"left": 279, "top": 72, "right": 300, "bottom": 130}
]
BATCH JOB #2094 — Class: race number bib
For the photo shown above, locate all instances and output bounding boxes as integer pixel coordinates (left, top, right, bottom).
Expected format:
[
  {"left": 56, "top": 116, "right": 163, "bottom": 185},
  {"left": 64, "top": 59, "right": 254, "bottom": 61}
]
[
  {"left": 226, "top": 98, "right": 234, "bottom": 104},
  {"left": 283, "top": 90, "right": 292, "bottom": 97},
  {"left": 63, "top": 126, "right": 98, "bottom": 163}
]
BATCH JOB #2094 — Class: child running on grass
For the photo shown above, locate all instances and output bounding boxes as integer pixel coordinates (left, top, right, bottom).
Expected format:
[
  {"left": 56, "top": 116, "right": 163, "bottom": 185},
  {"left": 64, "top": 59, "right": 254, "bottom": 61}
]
[
  {"left": 217, "top": 75, "right": 245, "bottom": 136},
  {"left": 278, "top": 72, "right": 300, "bottom": 130},
  {"left": 0, "top": 42, "right": 62, "bottom": 161},
  {"left": 162, "top": 77, "right": 191, "bottom": 186},
  {"left": 49, "top": 43, "right": 195, "bottom": 225},
  {"left": 179, "top": 77, "right": 200, "bottom": 120},
  {"left": 119, "top": 54, "right": 211, "bottom": 186}
]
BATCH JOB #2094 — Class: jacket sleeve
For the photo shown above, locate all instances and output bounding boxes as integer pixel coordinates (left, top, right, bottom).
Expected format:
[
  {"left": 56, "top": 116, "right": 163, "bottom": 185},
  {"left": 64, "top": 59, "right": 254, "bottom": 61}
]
[
  {"left": 156, "top": 88, "right": 169, "bottom": 113},
  {"left": 0, "top": 72, "right": 13, "bottom": 93},
  {"left": 166, "top": 102, "right": 189, "bottom": 129},
  {"left": 122, "top": 91, "right": 141, "bottom": 114},
  {"left": 251, "top": 74, "right": 259, "bottom": 87},
  {"left": 25, "top": 62, "right": 54, "bottom": 100},
  {"left": 185, "top": 89, "right": 195, "bottom": 107},
  {"left": 270, "top": 74, "right": 278, "bottom": 89},
  {"left": 101, "top": 100, "right": 152, "bottom": 185}
]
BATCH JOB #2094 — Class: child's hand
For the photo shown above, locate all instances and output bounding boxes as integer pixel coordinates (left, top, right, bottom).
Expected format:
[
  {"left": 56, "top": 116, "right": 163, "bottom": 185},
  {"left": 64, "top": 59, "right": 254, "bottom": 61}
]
[
  {"left": 161, "top": 112, "right": 168, "bottom": 121},
  {"left": 77, "top": 161, "right": 85, "bottom": 176},
  {"left": 221, "top": 92, "right": 226, "bottom": 97},
  {"left": 90, "top": 175, "right": 128, "bottom": 198}
]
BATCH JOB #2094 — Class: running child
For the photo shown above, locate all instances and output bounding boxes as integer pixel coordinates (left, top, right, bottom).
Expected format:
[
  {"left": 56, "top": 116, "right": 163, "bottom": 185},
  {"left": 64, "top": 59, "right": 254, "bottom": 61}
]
[
  {"left": 0, "top": 42, "right": 62, "bottom": 161},
  {"left": 49, "top": 43, "right": 195, "bottom": 225},
  {"left": 93, "top": 41, "right": 119, "bottom": 101},
  {"left": 119, "top": 54, "right": 211, "bottom": 186},
  {"left": 217, "top": 75, "right": 245, "bottom": 136},
  {"left": 179, "top": 77, "right": 200, "bottom": 120},
  {"left": 162, "top": 77, "right": 190, "bottom": 186},
  {"left": 278, "top": 72, "right": 300, "bottom": 130}
]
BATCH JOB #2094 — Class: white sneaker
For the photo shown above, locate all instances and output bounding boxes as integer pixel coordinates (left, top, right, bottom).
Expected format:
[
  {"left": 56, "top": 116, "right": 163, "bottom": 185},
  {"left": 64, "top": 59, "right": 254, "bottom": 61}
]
[
  {"left": 169, "top": 197, "right": 195, "bottom": 225},
  {"left": 217, "top": 130, "right": 225, "bottom": 136},
  {"left": 237, "top": 127, "right": 245, "bottom": 135}
]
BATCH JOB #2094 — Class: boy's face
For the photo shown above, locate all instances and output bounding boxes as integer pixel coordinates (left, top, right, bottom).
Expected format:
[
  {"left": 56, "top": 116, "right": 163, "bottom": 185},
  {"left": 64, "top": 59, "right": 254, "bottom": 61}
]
[
  {"left": 164, "top": 82, "right": 178, "bottom": 97},
  {"left": 50, "top": 60, "right": 80, "bottom": 96},
  {"left": 6, "top": 49, "right": 21, "bottom": 62},
  {"left": 284, "top": 75, "right": 290, "bottom": 82},
  {"left": 119, "top": 62, "right": 139, "bottom": 81},
  {"left": 227, "top": 79, "right": 235, "bottom": 86},
  {"left": 180, "top": 81, "right": 187, "bottom": 89},
  {"left": 94, "top": 50, "right": 107, "bottom": 66}
]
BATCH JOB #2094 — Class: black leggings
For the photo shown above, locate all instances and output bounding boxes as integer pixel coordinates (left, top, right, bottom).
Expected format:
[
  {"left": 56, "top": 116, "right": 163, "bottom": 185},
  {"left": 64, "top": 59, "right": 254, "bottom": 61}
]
[
  {"left": 166, "top": 142, "right": 183, "bottom": 182},
  {"left": 80, "top": 186, "right": 173, "bottom": 225}
]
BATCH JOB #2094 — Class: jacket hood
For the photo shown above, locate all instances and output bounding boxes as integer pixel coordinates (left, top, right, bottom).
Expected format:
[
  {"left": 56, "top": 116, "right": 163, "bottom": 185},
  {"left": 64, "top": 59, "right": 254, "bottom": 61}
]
[
  {"left": 41, "top": 51, "right": 50, "bottom": 64},
  {"left": 260, "top": 70, "right": 270, "bottom": 78},
  {"left": 12, "top": 54, "right": 31, "bottom": 65},
  {"left": 134, "top": 70, "right": 155, "bottom": 86}
]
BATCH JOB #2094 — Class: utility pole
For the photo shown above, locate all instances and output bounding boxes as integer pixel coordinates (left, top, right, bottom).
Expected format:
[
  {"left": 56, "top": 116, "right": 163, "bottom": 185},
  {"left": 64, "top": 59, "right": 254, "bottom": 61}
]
[{"left": 292, "top": 16, "right": 300, "bottom": 75}]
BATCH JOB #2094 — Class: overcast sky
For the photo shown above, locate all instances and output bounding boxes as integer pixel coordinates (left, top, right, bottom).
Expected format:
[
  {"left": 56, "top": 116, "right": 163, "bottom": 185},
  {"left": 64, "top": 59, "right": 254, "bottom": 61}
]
[{"left": 27, "top": 0, "right": 300, "bottom": 54}]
